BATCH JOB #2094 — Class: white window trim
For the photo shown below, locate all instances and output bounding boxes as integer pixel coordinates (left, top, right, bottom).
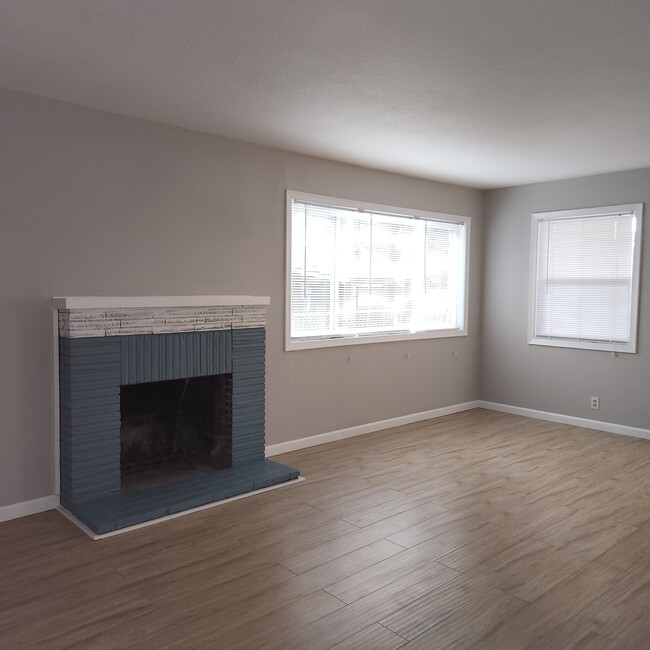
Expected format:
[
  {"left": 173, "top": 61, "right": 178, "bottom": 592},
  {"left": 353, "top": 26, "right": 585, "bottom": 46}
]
[
  {"left": 285, "top": 190, "right": 471, "bottom": 351},
  {"left": 528, "top": 203, "right": 643, "bottom": 353}
]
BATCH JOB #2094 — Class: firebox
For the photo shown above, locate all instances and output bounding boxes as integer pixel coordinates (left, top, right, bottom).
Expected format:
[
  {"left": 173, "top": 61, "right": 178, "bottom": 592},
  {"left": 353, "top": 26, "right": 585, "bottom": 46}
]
[{"left": 120, "top": 374, "right": 233, "bottom": 488}]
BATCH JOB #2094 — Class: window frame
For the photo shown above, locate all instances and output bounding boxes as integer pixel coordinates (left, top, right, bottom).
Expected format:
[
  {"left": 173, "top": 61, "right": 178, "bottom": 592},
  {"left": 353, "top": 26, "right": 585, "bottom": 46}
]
[
  {"left": 528, "top": 203, "right": 643, "bottom": 353},
  {"left": 285, "top": 190, "right": 471, "bottom": 351}
]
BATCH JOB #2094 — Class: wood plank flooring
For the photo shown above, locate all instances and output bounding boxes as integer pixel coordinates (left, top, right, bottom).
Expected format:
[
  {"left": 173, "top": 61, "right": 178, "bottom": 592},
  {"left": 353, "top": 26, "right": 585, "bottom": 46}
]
[{"left": 2, "top": 408, "right": 650, "bottom": 648}]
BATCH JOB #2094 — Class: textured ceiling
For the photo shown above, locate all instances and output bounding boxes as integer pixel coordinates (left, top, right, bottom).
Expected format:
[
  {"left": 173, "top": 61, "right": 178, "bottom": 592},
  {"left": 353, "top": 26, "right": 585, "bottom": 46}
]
[{"left": 1, "top": 0, "right": 650, "bottom": 188}]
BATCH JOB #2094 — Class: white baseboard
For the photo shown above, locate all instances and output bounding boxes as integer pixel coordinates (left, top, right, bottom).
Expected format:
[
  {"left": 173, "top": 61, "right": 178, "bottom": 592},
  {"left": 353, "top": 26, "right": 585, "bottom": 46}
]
[
  {"left": 0, "top": 494, "right": 60, "bottom": 523},
  {"left": 1, "top": 402, "right": 477, "bottom": 525},
  {"left": 477, "top": 400, "right": 650, "bottom": 441},
  {"left": 265, "top": 400, "right": 480, "bottom": 457},
  {"left": 8, "top": 399, "right": 644, "bottom": 526}
]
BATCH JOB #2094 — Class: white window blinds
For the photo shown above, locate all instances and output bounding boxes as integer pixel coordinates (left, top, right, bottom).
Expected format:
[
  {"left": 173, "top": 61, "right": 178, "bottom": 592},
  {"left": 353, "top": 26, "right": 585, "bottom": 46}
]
[
  {"left": 530, "top": 204, "right": 643, "bottom": 353},
  {"left": 287, "top": 193, "right": 469, "bottom": 348}
]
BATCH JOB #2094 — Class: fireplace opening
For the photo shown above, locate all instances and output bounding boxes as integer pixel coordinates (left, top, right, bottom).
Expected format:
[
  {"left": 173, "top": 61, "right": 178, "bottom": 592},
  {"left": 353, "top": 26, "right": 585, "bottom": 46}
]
[{"left": 120, "top": 374, "right": 232, "bottom": 489}]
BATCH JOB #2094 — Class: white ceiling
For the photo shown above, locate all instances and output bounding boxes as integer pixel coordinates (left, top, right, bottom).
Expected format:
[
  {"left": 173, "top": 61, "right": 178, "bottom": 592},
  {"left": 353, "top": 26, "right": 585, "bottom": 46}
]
[{"left": 1, "top": 0, "right": 650, "bottom": 189}]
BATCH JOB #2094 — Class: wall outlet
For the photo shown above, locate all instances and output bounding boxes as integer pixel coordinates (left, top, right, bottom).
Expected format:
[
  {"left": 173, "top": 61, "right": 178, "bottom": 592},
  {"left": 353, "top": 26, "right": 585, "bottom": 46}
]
[{"left": 590, "top": 396, "right": 600, "bottom": 410}]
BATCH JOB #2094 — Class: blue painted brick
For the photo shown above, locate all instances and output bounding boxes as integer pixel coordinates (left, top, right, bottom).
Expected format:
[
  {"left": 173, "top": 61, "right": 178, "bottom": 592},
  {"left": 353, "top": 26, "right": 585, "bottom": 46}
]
[
  {"left": 264, "top": 459, "right": 301, "bottom": 480},
  {"left": 120, "top": 331, "right": 232, "bottom": 384},
  {"left": 60, "top": 324, "right": 300, "bottom": 533},
  {"left": 69, "top": 459, "right": 298, "bottom": 534},
  {"left": 167, "top": 491, "right": 214, "bottom": 515}
]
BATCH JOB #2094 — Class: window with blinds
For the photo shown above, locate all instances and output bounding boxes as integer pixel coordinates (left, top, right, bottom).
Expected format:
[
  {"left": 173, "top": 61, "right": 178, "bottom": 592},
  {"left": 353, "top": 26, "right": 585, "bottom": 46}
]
[
  {"left": 286, "top": 191, "right": 470, "bottom": 350},
  {"left": 529, "top": 203, "right": 643, "bottom": 353}
]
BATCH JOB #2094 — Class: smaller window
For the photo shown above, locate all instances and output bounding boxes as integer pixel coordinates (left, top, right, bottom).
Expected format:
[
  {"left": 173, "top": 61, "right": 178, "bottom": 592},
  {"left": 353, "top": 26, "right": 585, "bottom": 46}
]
[{"left": 529, "top": 203, "right": 643, "bottom": 353}]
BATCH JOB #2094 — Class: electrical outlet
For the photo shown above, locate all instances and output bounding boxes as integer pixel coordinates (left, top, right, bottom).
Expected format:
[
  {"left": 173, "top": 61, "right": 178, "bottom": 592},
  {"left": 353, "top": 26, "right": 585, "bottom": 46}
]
[{"left": 590, "top": 396, "right": 600, "bottom": 410}]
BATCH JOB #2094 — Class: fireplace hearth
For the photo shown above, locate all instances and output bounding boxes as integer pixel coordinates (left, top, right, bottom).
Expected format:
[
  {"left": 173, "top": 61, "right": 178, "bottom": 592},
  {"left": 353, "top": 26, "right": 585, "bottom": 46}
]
[{"left": 55, "top": 296, "right": 299, "bottom": 535}]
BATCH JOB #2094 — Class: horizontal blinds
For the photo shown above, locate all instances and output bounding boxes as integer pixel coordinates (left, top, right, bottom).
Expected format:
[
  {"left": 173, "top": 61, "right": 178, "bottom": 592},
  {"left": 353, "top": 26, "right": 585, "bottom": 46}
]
[
  {"left": 534, "top": 212, "right": 636, "bottom": 344},
  {"left": 290, "top": 200, "right": 466, "bottom": 340}
]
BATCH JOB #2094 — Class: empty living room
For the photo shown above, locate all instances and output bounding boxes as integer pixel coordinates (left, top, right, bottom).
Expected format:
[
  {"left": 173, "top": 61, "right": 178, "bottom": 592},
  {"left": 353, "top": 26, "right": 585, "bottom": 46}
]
[{"left": 2, "top": 1, "right": 650, "bottom": 648}]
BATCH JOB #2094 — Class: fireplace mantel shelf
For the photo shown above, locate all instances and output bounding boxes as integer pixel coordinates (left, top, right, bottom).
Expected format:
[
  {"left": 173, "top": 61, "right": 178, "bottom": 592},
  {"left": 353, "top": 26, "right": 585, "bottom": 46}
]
[{"left": 53, "top": 295, "right": 270, "bottom": 309}]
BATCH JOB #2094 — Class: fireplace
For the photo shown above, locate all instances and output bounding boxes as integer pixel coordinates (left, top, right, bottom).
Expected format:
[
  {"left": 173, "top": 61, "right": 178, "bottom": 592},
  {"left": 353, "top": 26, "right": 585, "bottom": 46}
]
[{"left": 55, "top": 296, "right": 299, "bottom": 535}]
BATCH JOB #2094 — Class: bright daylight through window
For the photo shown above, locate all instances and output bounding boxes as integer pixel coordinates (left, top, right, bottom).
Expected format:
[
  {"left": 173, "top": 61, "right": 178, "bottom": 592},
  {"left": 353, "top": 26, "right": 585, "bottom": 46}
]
[
  {"left": 286, "top": 191, "right": 470, "bottom": 350},
  {"left": 529, "top": 203, "right": 643, "bottom": 353}
]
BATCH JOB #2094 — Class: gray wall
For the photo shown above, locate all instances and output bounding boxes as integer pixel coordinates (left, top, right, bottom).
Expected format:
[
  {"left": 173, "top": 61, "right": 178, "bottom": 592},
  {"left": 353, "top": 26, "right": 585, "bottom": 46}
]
[
  {"left": 0, "top": 88, "right": 483, "bottom": 508},
  {"left": 481, "top": 169, "right": 650, "bottom": 429}
]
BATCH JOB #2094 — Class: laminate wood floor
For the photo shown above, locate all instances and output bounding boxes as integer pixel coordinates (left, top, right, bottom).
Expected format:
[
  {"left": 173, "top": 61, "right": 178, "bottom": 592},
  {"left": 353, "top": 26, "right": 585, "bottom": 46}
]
[{"left": 2, "top": 409, "right": 650, "bottom": 649}]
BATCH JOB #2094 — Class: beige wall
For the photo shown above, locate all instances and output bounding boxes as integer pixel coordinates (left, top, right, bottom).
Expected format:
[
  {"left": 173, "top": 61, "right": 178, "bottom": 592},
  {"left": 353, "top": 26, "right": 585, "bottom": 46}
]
[
  {"left": 481, "top": 170, "right": 650, "bottom": 429},
  {"left": 0, "top": 88, "right": 483, "bottom": 508}
]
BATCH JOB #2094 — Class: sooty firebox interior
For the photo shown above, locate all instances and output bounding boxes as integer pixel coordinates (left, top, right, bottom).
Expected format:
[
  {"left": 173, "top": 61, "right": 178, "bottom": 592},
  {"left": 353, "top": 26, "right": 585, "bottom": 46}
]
[{"left": 120, "top": 374, "right": 232, "bottom": 489}]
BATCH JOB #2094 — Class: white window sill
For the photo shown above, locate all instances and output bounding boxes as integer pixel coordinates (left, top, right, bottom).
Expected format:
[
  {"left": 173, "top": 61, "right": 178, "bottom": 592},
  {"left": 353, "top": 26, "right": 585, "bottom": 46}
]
[
  {"left": 528, "top": 337, "right": 636, "bottom": 354},
  {"left": 286, "top": 328, "right": 468, "bottom": 351}
]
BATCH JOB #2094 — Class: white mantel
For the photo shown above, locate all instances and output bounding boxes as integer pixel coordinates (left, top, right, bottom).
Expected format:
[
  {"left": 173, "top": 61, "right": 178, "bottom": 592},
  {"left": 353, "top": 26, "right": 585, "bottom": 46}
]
[
  {"left": 53, "top": 295, "right": 269, "bottom": 338},
  {"left": 53, "top": 295, "right": 270, "bottom": 309}
]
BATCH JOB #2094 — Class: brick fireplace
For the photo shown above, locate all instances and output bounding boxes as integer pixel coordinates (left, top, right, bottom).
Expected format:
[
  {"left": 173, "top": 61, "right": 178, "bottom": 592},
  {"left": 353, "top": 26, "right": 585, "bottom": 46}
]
[{"left": 54, "top": 296, "right": 299, "bottom": 535}]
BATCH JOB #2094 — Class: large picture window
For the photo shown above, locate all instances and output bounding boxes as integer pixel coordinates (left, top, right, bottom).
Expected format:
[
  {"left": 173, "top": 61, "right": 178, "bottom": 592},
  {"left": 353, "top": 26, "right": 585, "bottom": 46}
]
[
  {"left": 529, "top": 203, "right": 643, "bottom": 353},
  {"left": 286, "top": 191, "right": 470, "bottom": 350}
]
